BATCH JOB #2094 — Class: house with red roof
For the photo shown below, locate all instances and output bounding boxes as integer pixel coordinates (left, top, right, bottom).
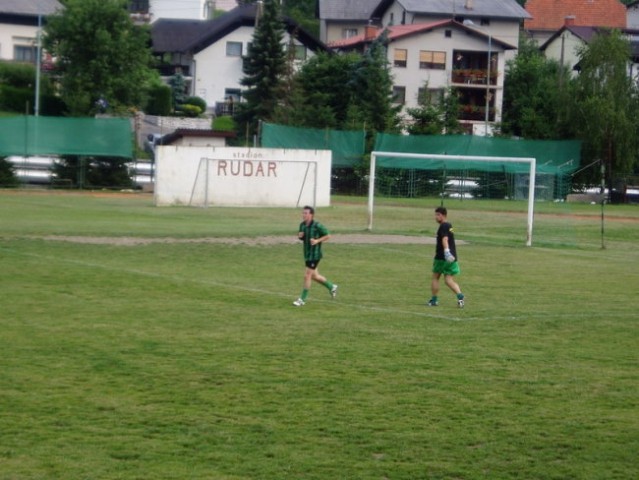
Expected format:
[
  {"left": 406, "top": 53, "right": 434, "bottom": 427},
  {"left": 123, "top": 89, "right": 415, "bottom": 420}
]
[
  {"left": 329, "top": 20, "right": 518, "bottom": 135},
  {"left": 524, "top": 0, "right": 627, "bottom": 44}
]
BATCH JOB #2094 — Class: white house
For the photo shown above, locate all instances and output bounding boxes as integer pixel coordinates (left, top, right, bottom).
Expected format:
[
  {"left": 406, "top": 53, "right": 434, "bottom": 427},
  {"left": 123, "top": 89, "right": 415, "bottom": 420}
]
[
  {"left": 0, "top": 0, "right": 62, "bottom": 63},
  {"left": 317, "top": 0, "right": 380, "bottom": 44},
  {"left": 151, "top": 4, "right": 329, "bottom": 115},
  {"left": 329, "top": 20, "right": 517, "bottom": 135},
  {"left": 629, "top": 1, "right": 639, "bottom": 29},
  {"left": 540, "top": 23, "right": 639, "bottom": 83}
]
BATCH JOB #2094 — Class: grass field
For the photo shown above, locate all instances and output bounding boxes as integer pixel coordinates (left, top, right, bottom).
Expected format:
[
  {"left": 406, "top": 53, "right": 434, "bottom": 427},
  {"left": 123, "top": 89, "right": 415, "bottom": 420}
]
[{"left": 1, "top": 190, "right": 638, "bottom": 479}]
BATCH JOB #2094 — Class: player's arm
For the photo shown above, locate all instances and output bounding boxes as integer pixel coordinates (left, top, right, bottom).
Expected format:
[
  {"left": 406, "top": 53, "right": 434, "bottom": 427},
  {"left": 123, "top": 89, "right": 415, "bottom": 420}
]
[
  {"left": 442, "top": 236, "right": 455, "bottom": 262},
  {"left": 310, "top": 225, "right": 330, "bottom": 245}
]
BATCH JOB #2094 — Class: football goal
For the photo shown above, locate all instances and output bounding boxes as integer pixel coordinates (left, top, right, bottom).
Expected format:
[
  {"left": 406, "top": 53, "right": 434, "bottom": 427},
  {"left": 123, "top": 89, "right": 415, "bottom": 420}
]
[{"left": 367, "top": 151, "right": 537, "bottom": 246}]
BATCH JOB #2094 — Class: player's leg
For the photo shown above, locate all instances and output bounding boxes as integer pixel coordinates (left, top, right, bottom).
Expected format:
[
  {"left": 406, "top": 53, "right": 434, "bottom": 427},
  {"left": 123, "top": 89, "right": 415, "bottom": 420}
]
[
  {"left": 428, "top": 272, "right": 441, "bottom": 306},
  {"left": 312, "top": 268, "right": 337, "bottom": 298},
  {"left": 293, "top": 265, "right": 314, "bottom": 306},
  {"left": 444, "top": 274, "right": 461, "bottom": 295},
  {"left": 444, "top": 274, "right": 465, "bottom": 308}
]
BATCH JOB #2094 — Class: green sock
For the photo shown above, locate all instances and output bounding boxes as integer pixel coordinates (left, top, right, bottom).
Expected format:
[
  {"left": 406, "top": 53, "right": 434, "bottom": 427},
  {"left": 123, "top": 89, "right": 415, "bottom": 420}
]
[
  {"left": 300, "top": 289, "right": 309, "bottom": 300},
  {"left": 324, "top": 281, "right": 334, "bottom": 291},
  {"left": 431, "top": 296, "right": 438, "bottom": 302},
  {"left": 457, "top": 293, "right": 464, "bottom": 300}
]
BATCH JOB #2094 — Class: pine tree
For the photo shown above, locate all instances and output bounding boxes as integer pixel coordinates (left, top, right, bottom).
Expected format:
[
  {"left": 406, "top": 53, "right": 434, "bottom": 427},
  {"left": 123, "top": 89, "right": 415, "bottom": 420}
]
[
  {"left": 236, "top": 0, "right": 286, "bottom": 140},
  {"left": 347, "top": 30, "right": 401, "bottom": 135}
]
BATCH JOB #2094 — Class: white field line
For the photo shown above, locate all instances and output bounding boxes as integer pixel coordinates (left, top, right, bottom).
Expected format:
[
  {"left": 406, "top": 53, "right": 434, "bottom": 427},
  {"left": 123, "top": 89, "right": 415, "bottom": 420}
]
[{"left": 3, "top": 246, "right": 636, "bottom": 323}]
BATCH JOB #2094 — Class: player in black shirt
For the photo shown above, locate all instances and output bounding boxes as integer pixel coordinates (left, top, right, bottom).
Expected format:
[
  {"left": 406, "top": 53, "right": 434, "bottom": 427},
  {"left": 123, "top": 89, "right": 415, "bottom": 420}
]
[{"left": 427, "top": 206, "right": 465, "bottom": 308}]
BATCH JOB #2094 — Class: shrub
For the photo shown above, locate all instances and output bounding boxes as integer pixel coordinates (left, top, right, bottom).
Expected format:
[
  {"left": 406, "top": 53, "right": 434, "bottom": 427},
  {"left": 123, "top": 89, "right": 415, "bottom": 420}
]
[
  {"left": 146, "top": 84, "right": 172, "bottom": 116},
  {"left": 0, "top": 157, "right": 19, "bottom": 187},
  {"left": 183, "top": 96, "right": 207, "bottom": 112},
  {"left": 179, "top": 104, "right": 202, "bottom": 117},
  {"left": 0, "top": 85, "right": 33, "bottom": 113}
]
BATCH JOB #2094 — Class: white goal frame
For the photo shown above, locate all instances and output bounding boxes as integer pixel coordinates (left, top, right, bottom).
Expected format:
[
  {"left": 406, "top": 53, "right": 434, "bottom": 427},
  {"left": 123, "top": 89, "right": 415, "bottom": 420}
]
[{"left": 367, "top": 151, "right": 537, "bottom": 247}]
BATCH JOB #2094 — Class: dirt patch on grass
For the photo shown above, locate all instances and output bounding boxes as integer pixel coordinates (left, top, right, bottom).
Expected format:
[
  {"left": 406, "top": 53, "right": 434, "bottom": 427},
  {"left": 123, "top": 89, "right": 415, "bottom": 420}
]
[{"left": 37, "top": 234, "right": 437, "bottom": 246}]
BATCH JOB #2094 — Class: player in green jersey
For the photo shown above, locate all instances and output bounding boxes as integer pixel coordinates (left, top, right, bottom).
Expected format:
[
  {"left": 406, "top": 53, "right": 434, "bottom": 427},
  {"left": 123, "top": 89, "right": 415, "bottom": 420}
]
[{"left": 293, "top": 206, "right": 338, "bottom": 306}]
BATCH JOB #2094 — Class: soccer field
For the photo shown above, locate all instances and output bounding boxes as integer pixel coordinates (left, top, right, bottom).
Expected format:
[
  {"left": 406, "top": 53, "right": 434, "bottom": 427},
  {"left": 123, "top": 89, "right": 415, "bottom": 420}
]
[{"left": 1, "top": 191, "right": 637, "bottom": 479}]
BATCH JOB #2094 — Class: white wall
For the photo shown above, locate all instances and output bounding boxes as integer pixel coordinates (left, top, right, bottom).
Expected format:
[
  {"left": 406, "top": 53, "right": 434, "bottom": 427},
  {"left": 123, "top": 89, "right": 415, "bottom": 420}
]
[
  {"left": 543, "top": 31, "right": 584, "bottom": 77},
  {"left": 155, "top": 147, "right": 332, "bottom": 207},
  {"left": 628, "top": 4, "right": 639, "bottom": 29},
  {"left": 150, "top": 0, "right": 207, "bottom": 21},
  {"left": 193, "top": 27, "right": 316, "bottom": 112},
  {"left": 0, "top": 23, "right": 37, "bottom": 61},
  {"left": 387, "top": 26, "right": 506, "bottom": 120}
]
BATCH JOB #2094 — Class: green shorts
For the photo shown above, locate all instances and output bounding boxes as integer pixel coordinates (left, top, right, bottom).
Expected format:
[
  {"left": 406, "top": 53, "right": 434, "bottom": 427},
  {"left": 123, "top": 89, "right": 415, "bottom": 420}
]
[{"left": 432, "top": 259, "right": 460, "bottom": 276}]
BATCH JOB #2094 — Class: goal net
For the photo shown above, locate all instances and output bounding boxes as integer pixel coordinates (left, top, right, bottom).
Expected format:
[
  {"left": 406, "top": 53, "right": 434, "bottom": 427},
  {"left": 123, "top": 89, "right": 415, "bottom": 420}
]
[
  {"left": 367, "top": 134, "right": 582, "bottom": 247},
  {"left": 367, "top": 151, "right": 537, "bottom": 246}
]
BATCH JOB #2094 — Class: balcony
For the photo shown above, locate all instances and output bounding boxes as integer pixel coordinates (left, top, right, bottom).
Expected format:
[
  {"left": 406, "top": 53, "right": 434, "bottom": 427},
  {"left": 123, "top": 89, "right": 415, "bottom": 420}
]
[
  {"left": 451, "top": 69, "right": 497, "bottom": 86},
  {"left": 458, "top": 105, "right": 495, "bottom": 122}
]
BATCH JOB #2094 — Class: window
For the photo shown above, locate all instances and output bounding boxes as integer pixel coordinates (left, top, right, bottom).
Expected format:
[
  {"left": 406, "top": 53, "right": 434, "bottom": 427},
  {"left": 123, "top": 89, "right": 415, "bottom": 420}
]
[
  {"left": 290, "top": 44, "right": 307, "bottom": 61},
  {"left": 419, "top": 50, "right": 446, "bottom": 70},
  {"left": 417, "top": 87, "right": 444, "bottom": 106},
  {"left": 394, "top": 48, "right": 407, "bottom": 68},
  {"left": 129, "top": 0, "right": 149, "bottom": 13},
  {"left": 226, "top": 41, "right": 242, "bottom": 57},
  {"left": 392, "top": 86, "right": 406, "bottom": 104},
  {"left": 342, "top": 28, "right": 358, "bottom": 39},
  {"left": 14, "top": 45, "right": 37, "bottom": 63}
]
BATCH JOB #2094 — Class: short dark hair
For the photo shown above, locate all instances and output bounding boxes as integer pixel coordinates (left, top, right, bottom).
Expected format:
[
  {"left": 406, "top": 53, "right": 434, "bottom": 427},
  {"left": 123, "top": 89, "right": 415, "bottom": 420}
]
[
  {"left": 435, "top": 206, "right": 447, "bottom": 215},
  {"left": 303, "top": 205, "right": 315, "bottom": 214}
]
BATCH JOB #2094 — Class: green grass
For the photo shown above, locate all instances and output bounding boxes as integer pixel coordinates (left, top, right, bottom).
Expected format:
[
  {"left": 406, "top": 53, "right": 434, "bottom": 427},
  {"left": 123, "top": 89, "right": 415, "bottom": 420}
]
[{"left": 1, "top": 190, "right": 638, "bottom": 479}]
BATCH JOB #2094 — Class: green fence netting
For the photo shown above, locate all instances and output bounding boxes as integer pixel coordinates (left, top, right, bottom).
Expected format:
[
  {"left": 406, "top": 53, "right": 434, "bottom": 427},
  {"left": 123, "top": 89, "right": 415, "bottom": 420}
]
[
  {"left": 0, "top": 116, "right": 133, "bottom": 158},
  {"left": 373, "top": 133, "right": 581, "bottom": 175},
  {"left": 260, "top": 123, "right": 366, "bottom": 167}
]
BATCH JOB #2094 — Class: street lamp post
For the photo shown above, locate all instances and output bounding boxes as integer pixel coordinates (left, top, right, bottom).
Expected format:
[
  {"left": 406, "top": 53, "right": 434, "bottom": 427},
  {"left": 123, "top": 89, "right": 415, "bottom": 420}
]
[{"left": 485, "top": 33, "right": 491, "bottom": 135}]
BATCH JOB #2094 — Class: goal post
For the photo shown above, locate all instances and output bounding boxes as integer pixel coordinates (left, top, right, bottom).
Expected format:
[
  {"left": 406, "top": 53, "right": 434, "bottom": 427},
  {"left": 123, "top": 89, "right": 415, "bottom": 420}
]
[{"left": 367, "top": 151, "right": 537, "bottom": 246}]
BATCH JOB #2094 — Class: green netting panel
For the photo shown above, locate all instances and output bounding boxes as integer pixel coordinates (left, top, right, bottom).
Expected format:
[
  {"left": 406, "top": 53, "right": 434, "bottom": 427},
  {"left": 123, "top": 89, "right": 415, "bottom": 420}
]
[
  {"left": 373, "top": 133, "right": 581, "bottom": 175},
  {"left": 0, "top": 116, "right": 133, "bottom": 158},
  {"left": 261, "top": 123, "right": 366, "bottom": 167}
]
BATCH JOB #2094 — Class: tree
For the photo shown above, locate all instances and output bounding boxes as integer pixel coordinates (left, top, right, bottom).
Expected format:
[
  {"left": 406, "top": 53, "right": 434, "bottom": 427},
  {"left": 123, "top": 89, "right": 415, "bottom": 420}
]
[
  {"left": 287, "top": 52, "right": 361, "bottom": 129},
  {"left": 572, "top": 29, "right": 639, "bottom": 192},
  {"left": 236, "top": 0, "right": 286, "bottom": 140},
  {"left": 347, "top": 31, "right": 401, "bottom": 136},
  {"left": 501, "top": 37, "right": 574, "bottom": 139},
  {"left": 404, "top": 85, "right": 462, "bottom": 135},
  {"left": 281, "top": 0, "right": 319, "bottom": 38},
  {"left": 43, "top": 0, "right": 156, "bottom": 116}
]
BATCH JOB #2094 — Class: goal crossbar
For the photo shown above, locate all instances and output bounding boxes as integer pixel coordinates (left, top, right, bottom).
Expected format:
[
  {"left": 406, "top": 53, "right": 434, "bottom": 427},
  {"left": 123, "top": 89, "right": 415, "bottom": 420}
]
[{"left": 368, "top": 151, "right": 537, "bottom": 247}]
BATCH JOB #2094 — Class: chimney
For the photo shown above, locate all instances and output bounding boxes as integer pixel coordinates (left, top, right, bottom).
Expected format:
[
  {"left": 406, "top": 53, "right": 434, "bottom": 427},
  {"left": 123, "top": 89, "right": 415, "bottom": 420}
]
[
  {"left": 465, "top": 0, "right": 474, "bottom": 10},
  {"left": 364, "top": 24, "right": 378, "bottom": 41},
  {"left": 564, "top": 15, "right": 576, "bottom": 27},
  {"left": 255, "top": 0, "right": 263, "bottom": 27}
]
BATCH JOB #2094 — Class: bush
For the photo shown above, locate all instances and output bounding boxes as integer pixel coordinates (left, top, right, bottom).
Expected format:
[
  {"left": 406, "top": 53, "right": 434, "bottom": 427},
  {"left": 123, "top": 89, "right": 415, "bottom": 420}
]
[
  {"left": 0, "top": 62, "right": 36, "bottom": 89},
  {"left": 0, "top": 157, "right": 19, "bottom": 187},
  {"left": 0, "top": 85, "right": 33, "bottom": 113},
  {"left": 146, "top": 84, "right": 172, "bottom": 116},
  {"left": 179, "top": 104, "right": 202, "bottom": 117},
  {"left": 183, "top": 96, "right": 207, "bottom": 112},
  {"left": 53, "top": 156, "right": 134, "bottom": 189},
  {"left": 40, "top": 94, "right": 67, "bottom": 116}
]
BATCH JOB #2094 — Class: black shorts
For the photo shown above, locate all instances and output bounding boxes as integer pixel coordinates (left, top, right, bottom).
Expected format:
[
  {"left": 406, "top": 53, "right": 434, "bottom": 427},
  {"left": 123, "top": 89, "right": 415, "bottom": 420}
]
[{"left": 305, "top": 259, "right": 320, "bottom": 269}]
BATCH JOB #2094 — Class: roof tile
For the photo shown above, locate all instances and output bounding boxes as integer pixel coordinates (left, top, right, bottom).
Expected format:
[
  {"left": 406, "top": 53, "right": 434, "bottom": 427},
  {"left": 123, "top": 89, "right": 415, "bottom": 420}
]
[{"left": 525, "top": 0, "right": 627, "bottom": 30}]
